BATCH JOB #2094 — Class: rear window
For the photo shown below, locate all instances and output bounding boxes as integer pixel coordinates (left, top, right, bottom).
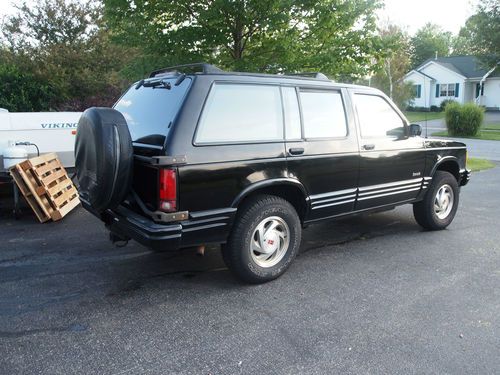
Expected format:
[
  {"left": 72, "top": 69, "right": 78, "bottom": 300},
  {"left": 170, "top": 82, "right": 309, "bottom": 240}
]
[
  {"left": 195, "top": 83, "right": 283, "bottom": 144},
  {"left": 114, "top": 77, "right": 192, "bottom": 147}
]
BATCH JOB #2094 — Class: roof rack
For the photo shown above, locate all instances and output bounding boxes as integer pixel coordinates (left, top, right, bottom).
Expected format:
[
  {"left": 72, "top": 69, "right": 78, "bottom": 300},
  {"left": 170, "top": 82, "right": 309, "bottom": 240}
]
[
  {"left": 149, "top": 63, "right": 224, "bottom": 78},
  {"left": 286, "top": 72, "right": 329, "bottom": 80}
]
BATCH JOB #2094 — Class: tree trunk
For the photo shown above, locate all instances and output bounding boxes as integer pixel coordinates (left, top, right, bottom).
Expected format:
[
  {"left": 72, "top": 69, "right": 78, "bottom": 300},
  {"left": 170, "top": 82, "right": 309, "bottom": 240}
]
[{"left": 386, "top": 58, "right": 393, "bottom": 99}]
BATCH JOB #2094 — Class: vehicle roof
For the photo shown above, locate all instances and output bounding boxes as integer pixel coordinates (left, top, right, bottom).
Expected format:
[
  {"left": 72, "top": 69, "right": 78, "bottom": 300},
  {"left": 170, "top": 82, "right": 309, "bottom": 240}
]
[
  {"left": 151, "top": 70, "right": 375, "bottom": 91},
  {"left": 147, "top": 62, "right": 378, "bottom": 91}
]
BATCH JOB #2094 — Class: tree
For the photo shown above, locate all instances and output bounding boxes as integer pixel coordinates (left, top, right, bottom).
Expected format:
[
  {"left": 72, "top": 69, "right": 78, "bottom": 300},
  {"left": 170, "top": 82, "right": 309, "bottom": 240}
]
[
  {"left": 453, "top": 0, "right": 499, "bottom": 68},
  {"left": 1, "top": 0, "right": 133, "bottom": 111},
  {"left": 104, "top": 0, "right": 385, "bottom": 81},
  {"left": 410, "top": 23, "right": 451, "bottom": 68},
  {"left": 370, "top": 24, "right": 414, "bottom": 110},
  {"left": 0, "top": 54, "right": 57, "bottom": 111}
]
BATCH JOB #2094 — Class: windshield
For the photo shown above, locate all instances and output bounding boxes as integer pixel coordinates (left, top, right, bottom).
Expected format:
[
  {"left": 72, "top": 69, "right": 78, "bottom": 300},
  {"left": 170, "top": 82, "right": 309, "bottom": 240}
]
[{"left": 114, "top": 77, "right": 192, "bottom": 147}]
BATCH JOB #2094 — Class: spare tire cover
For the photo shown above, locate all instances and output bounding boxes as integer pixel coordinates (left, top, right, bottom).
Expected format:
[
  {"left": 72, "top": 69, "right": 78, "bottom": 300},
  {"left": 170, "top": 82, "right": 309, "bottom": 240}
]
[{"left": 75, "top": 107, "right": 133, "bottom": 213}]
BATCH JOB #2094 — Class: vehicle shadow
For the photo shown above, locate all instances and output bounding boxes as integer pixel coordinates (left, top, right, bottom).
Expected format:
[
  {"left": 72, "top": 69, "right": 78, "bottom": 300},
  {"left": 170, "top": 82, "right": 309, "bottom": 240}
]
[{"left": 0, "top": 196, "right": 420, "bottom": 316}]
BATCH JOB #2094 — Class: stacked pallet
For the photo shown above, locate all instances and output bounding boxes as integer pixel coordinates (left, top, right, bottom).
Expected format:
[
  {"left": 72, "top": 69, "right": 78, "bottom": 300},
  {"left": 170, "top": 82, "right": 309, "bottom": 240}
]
[{"left": 10, "top": 153, "right": 80, "bottom": 223}]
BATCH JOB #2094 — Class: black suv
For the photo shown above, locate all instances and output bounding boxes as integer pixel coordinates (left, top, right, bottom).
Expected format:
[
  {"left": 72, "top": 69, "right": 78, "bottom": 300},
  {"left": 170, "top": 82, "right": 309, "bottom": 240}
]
[{"left": 75, "top": 63, "right": 470, "bottom": 283}]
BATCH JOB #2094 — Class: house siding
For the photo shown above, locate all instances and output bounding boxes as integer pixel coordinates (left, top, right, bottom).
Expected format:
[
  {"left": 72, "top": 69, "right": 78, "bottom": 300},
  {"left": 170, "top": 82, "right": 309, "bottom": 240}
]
[
  {"left": 419, "top": 63, "right": 466, "bottom": 106},
  {"left": 404, "top": 71, "right": 432, "bottom": 108},
  {"left": 404, "top": 62, "right": 468, "bottom": 108},
  {"left": 481, "top": 78, "right": 500, "bottom": 109}
]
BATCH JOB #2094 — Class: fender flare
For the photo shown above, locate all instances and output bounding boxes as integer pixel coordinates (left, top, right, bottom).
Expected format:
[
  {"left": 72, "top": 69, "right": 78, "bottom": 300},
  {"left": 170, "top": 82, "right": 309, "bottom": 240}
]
[
  {"left": 430, "top": 156, "right": 460, "bottom": 177},
  {"left": 231, "top": 178, "right": 308, "bottom": 208}
]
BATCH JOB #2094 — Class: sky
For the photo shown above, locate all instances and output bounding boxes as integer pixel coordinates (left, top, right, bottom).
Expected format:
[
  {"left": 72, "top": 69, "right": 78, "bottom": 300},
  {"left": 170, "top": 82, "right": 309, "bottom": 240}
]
[
  {"left": 377, "top": 0, "right": 479, "bottom": 34},
  {"left": 0, "top": 0, "right": 479, "bottom": 35}
]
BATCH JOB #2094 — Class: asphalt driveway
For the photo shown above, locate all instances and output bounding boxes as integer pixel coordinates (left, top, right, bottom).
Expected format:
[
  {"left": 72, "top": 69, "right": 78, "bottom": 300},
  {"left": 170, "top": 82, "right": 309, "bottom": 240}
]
[{"left": 0, "top": 166, "right": 499, "bottom": 374}]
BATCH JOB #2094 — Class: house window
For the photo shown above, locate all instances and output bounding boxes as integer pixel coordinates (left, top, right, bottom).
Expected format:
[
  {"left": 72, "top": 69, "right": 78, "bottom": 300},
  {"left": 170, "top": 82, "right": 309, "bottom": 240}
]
[
  {"left": 447, "top": 84, "right": 455, "bottom": 97},
  {"left": 414, "top": 84, "right": 422, "bottom": 98},
  {"left": 440, "top": 83, "right": 455, "bottom": 97}
]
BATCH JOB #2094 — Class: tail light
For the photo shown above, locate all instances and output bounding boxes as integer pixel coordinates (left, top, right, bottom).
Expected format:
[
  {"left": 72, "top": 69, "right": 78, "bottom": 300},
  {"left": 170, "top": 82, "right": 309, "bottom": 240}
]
[{"left": 159, "top": 168, "right": 177, "bottom": 212}]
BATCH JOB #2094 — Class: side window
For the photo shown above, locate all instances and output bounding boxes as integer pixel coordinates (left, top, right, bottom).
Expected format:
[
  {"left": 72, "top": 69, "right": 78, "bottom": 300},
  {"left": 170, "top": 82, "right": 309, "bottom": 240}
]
[
  {"left": 299, "top": 90, "right": 347, "bottom": 138},
  {"left": 355, "top": 94, "right": 405, "bottom": 138},
  {"left": 281, "top": 87, "right": 301, "bottom": 140},
  {"left": 196, "top": 83, "right": 283, "bottom": 143}
]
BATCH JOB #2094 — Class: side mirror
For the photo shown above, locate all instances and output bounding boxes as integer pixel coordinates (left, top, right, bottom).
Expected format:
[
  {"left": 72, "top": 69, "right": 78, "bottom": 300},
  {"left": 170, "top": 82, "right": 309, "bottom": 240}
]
[{"left": 409, "top": 124, "right": 422, "bottom": 137}]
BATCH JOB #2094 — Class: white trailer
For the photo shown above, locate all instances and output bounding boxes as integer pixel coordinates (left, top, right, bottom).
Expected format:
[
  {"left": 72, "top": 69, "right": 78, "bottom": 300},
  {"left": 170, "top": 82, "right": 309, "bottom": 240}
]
[{"left": 0, "top": 109, "right": 81, "bottom": 173}]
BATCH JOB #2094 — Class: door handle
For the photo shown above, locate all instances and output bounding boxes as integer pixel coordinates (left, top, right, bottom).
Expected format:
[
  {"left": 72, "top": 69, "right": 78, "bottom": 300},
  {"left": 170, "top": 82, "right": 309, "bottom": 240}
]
[
  {"left": 288, "top": 147, "right": 304, "bottom": 155},
  {"left": 362, "top": 144, "right": 375, "bottom": 150}
]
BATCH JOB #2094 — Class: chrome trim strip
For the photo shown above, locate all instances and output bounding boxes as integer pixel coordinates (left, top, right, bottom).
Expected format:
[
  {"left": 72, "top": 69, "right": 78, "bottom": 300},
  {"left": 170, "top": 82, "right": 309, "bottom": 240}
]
[
  {"left": 182, "top": 216, "right": 230, "bottom": 226},
  {"left": 182, "top": 222, "right": 227, "bottom": 232},
  {"left": 424, "top": 146, "right": 467, "bottom": 150},
  {"left": 358, "top": 187, "right": 421, "bottom": 201},
  {"left": 313, "top": 194, "right": 357, "bottom": 205},
  {"left": 423, "top": 176, "right": 432, "bottom": 181},
  {"left": 309, "top": 188, "right": 357, "bottom": 200},
  {"left": 312, "top": 199, "right": 355, "bottom": 210},
  {"left": 189, "top": 207, "right": 237, "bottom": 218},
  {"left": 358, "top": 178, "right": 423, "bottom": 192},
  {"left": 358, "top": 183, "right": 422, "bottom": 197}
]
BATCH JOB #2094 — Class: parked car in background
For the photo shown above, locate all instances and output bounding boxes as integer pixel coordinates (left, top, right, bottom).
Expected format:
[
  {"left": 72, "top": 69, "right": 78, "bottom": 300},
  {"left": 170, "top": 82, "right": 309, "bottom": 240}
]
[{"left": 75, "top": 63, "right": 470, "bottom": 283}]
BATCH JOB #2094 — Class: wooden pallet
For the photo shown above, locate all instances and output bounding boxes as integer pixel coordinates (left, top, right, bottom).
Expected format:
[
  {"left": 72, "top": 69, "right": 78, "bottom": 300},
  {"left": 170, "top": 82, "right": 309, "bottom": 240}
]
[{"left": 10, "top": 153, "right": 80, "bottom": 222}]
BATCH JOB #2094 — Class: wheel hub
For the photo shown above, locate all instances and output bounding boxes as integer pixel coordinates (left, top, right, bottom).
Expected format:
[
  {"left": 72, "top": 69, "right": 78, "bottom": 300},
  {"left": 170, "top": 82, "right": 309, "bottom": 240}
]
[
  {"left": 434, "top": 184, "right": 454, "bottom": 220},
  {"left": 263, "top": 232, "right": 279, "bottom": 254},
  {"left": 250, "top": 216, "right": 290, "bottom": 268}
]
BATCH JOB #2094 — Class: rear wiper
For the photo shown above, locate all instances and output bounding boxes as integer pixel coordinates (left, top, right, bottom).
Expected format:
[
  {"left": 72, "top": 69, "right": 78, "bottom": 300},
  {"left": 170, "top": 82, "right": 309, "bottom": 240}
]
[
  {"left": 135, "top": 79, "right": 171, "bottom": 90},
  {"left": 175, "top": 73, "right": 186, "bottom": 86}
]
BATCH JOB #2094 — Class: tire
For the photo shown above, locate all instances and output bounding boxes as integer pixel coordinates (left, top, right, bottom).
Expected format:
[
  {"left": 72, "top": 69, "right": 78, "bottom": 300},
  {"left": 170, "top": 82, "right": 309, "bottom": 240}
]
[
  {"left": 75, "top": 107, "right": 133, "bottom": 213},
  {"left": 413, "top": 171, "right": 459, "bottom": 230},
  {"left": 222, "top": 195, "right": 302, "bottom": 284}
]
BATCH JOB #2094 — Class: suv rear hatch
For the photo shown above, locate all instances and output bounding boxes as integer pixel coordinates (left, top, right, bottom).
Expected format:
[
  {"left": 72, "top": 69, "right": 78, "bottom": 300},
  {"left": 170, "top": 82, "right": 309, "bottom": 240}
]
[{"left": 113, "top": 75, "right": 192, "bottom": 214}]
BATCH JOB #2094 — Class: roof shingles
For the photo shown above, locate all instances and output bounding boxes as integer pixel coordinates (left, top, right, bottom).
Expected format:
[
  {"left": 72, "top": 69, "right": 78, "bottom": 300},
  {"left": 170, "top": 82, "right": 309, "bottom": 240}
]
[{"left": 417, "top": 56, "right": 498, "bottom": 79}]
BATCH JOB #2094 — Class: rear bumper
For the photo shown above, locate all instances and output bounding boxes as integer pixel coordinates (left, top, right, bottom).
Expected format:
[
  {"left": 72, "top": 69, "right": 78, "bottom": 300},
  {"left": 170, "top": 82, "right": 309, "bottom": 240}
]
[
  {"left": 83, "top": 202, "right": 236, "bottom": 251},
  {"left": 99, "top": 204, "right": 182, "bottom": 251},
  {"left": 460, "top": 168, "right": 471, "bottom": 186}
]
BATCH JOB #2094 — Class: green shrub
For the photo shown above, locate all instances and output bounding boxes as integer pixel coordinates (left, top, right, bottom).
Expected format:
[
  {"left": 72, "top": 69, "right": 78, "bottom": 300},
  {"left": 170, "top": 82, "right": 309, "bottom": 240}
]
[
  {"left": 440, "top": 99, "right": 457, "bottom": 111},
  {"left": 445, "top": 102, "right": 484, "bottom": 136},
  {"left": 445, "top": 102, "right": 461, "bottom": 135},
  {"left": 430, "top": 105, "right": 439, "bottom": 112},
  {"left": 460, "top": 103, "right": 484, "bottom": 135},
  {"left": 0, "top": 63, "right": 58, "bottom": 111}
]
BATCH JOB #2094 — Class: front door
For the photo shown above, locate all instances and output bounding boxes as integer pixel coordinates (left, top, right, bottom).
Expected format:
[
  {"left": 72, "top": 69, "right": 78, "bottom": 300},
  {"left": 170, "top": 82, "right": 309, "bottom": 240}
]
[
  {"left": 284, "top": 86, "right": 360, "bottom": 221},
  {"left": 351, "top": 90, "right": 426, "bottom": 211}
]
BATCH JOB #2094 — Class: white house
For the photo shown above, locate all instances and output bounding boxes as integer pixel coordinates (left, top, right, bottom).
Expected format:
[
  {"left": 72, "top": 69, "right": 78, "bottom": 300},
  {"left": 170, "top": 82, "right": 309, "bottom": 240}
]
[{"left": 403, "top": 56, "right": 499, "bottom": 110}]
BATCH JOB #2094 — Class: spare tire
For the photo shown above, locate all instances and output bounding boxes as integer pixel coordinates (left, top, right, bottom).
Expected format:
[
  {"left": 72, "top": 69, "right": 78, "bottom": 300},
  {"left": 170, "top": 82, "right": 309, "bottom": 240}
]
[{"left": 75, "top": 107, "right": 133, "bottom": 213}]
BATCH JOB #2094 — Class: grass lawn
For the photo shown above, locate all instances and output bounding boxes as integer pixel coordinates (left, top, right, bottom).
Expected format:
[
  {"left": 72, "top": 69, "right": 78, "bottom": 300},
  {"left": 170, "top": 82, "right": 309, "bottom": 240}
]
[
  {"left": 482, "top": 123, "right": 500, "bottom": 131},
  {"left": 404, "top": 111, "right": 445, "bottom": 122},
  {"left": 467, "top": 158, "right": 495, "bottom": 172},
  {"left": 432, "top": 129, "right": 500, "bottom": 141}
]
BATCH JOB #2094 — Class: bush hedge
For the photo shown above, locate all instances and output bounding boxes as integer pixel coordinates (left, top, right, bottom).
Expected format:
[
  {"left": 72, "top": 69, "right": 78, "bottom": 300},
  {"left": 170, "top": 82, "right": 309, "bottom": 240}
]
[
  {"left": 445, "top": 102, "right": 484, "bottom": 136},
  {"left": 440, "top": 99, "right": 457, "bottom": 111}
]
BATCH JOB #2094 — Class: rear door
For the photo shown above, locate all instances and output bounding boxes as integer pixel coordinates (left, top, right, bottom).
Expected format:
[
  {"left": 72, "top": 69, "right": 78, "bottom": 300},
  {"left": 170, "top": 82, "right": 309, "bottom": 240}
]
[
  {"left": 284, "top": 86, "right": 360, "bottom": 221},
  {"left": 179, "top": 81, "right": 287, "bottom": 213},
  {"left": 351, "top": 89, "right": 426, "bottom": 210}
]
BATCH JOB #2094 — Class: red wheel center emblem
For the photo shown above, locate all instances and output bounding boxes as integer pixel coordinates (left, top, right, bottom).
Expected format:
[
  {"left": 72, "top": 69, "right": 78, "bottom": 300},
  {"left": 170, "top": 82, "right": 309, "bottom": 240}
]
[{"left": 267, "top": 239, "right": 274, "bottom": 245}]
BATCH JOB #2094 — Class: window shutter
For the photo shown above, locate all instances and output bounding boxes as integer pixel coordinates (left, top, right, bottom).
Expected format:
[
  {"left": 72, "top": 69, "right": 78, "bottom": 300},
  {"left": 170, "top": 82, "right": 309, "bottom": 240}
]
[
  {"left": 435, "top": 84, "right": 440, "bottom": 97},
  {"left": 417, "top": 85, "right": 422, "bottom": 98},
  {"left": 455, "top": 83, "right": 459, "bottom": 98}
]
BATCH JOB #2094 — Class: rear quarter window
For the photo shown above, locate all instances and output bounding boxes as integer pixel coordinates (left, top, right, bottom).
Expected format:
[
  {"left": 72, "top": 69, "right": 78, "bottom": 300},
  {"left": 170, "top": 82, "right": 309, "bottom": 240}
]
[{"left": 195, "top": 83, "right": 283, "bottom": 144}]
